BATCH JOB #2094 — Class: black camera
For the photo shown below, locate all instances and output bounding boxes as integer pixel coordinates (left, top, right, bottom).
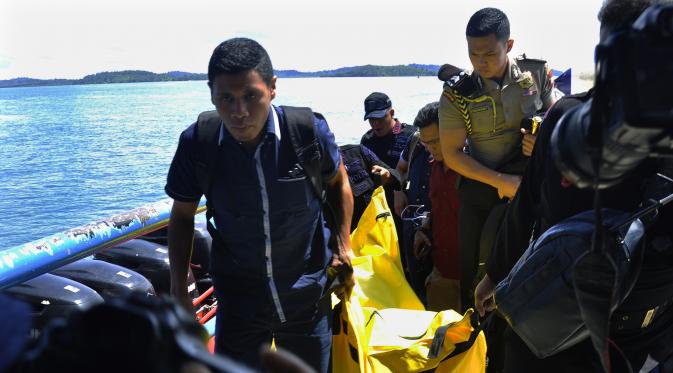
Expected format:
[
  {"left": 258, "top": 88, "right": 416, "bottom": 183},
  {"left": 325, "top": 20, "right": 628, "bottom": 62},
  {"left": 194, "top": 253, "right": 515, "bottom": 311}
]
[
  {"left": 10, "top": 292, "right": 252, "bottom": 373},
  {"left": 551, "top": 4, "right": 673, "bottom": 189}
]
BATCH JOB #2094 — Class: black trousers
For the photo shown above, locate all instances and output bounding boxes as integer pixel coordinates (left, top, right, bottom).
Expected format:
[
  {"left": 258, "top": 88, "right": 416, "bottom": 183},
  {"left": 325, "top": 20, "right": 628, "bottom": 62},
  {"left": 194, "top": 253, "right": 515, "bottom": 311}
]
[
  {"left": 401, "top": 218, "right": 432, "bottom": 304},
  {"left": 457, "top": 177, "right": 503, "bottom": 311}
]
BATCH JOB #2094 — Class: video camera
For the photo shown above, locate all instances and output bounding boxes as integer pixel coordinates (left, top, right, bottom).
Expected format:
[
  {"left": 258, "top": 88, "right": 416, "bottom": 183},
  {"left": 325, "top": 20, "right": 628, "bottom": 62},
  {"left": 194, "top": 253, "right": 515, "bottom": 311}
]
[
  {"left": 10, "top": 292, "right": 252, "bottom": 373},
  {"left": 551, "top": 4, "right": 673, "bottom": 189}
]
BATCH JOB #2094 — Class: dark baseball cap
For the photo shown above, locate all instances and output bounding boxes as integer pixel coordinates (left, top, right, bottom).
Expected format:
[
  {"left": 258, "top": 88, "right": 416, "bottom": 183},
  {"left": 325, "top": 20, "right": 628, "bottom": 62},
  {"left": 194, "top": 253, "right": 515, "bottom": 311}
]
[{"left": 363, "top": 92, "right": 392, "bottom": 120}]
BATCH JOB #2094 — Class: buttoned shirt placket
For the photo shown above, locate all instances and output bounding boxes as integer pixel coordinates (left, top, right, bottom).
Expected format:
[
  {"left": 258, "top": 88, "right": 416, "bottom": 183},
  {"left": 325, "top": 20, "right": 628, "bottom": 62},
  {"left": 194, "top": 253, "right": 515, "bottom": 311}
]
[{"left": 253, "top": 107, "right": 287, "bottom": 323}]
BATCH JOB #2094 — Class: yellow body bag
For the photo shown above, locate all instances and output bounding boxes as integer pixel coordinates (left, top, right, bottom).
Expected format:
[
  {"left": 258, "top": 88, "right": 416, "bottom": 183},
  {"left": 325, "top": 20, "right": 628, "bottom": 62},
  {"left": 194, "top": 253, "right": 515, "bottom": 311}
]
[{"left": 332, "top": 187, "right": 487, "bottom": 373}]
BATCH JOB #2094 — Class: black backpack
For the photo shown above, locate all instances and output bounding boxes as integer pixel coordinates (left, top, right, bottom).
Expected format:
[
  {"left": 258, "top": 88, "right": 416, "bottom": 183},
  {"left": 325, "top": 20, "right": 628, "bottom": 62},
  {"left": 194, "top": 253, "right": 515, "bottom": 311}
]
[
  {"left": 494, "top": 209, "right": 646, "bottom": 359},
  {"left": 495, "top": 182, "right": 673, "bottom": 371},
  {"left": 192, "top": 106, "right": 325, "bottom": 203},
  {"left": 191, "top": 106, "right": 340, "bottom": 260}
]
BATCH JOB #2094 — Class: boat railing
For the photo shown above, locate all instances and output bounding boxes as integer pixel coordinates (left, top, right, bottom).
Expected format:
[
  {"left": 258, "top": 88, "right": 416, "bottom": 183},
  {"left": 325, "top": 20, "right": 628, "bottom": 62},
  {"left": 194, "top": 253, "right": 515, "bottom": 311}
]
[{"left": 0, "top": 198, "right": 206, "bottom": 289}]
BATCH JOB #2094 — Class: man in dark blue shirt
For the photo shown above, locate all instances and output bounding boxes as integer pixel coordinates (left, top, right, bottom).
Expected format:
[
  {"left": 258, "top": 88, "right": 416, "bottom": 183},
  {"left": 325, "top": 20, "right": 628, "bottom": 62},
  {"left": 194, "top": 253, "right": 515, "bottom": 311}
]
[{"left": 165, "top": 38, "right": 354, "bottom": 373}]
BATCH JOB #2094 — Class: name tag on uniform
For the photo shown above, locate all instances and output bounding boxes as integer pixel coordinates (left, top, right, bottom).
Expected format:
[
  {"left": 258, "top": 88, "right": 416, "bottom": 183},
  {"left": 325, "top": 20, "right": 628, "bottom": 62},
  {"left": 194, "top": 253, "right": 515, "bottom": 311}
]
[{"left": 471, "top": 105, "right": 490, "bottom": 113}]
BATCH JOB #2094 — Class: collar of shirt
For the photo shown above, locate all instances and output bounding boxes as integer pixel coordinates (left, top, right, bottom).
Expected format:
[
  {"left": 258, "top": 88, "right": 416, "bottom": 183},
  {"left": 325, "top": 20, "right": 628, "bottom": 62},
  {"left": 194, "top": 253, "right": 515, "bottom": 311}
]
[
  {"left": 217, "top": 105, "right": 281, "bottom": 145},
  {"left": 479, "top": 58, "right": 517, "bottom": 91},
  {"left": 506, "top": 58, "right": 520, "bottom": 85},
  {"left": 392, "top": 119, "right": 402, "bottom": 135},
  {"left": 429, "top": 158, "right": 451, "bottom": 173}
]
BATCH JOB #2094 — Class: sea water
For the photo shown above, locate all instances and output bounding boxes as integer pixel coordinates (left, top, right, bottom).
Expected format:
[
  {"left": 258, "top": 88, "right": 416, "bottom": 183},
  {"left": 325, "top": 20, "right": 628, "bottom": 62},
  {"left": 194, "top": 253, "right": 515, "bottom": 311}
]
[
  {"left": 0, "top": 76, "right": 592, "bottom": 249},
  {"left": 0, "top": 77, "right": 440, "bottom": 248}
]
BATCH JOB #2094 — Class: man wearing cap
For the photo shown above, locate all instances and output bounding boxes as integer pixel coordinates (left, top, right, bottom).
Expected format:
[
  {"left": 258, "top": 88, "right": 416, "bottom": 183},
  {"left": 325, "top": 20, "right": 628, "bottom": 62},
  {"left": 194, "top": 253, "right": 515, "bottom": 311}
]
[{"left": 361, "top": 92, "right": 417, "bottom": 170}]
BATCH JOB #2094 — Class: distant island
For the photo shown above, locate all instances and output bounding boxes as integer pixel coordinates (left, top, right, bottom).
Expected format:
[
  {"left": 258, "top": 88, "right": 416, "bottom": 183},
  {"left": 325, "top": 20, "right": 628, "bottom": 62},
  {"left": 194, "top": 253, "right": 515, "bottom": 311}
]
[{"left": 0, "top": 64, "right": 440, "bottom": 88}]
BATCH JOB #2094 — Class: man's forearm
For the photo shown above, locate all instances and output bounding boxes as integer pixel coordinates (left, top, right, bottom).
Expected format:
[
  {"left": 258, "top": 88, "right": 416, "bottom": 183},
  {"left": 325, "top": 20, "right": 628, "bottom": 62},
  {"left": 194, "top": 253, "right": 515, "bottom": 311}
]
[
  {"left": 384, "top": 167, "right": 402, "bottom": 189},
  {"left": 396, "top": 161, "right": 409, "bottom": 186},
  {"left": 326, "top": 164, "right": 354, "bottom": 250},
  {"left": 444, "top": 150, "right": 505, "bottom": 188},
  {"left": 335, "top": 190, "right": 354, "bottom": 250},
  {"left": 167, "top": 214, "right": 195, "bottom": 295}
]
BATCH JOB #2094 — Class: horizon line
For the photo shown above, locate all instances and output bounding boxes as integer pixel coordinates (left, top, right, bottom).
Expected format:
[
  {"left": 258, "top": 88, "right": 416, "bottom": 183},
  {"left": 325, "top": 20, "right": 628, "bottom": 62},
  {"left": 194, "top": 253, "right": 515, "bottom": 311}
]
[{"left": 1, "top": 62, "right": 592, "bottom": 82}]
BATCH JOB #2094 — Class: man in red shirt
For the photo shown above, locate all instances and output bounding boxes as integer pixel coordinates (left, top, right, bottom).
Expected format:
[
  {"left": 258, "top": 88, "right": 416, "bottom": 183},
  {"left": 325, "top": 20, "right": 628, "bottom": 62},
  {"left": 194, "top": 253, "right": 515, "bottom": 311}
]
[{"left": 413, "top": 102, "right": 461, "bottom": 312}]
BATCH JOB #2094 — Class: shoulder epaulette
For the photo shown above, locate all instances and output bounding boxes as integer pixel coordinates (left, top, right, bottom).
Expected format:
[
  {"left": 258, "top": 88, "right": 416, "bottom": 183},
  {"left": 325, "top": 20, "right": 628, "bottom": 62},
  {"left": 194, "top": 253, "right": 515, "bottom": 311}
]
[
  {"left": 515, "top": 54, "right": 549, "bottom": 75},
  {"left": 515, "top": 53, "right": 548, "bottom": 65},
  {"left": 514, "top": 53, "right": 553, "bottom": 91}
]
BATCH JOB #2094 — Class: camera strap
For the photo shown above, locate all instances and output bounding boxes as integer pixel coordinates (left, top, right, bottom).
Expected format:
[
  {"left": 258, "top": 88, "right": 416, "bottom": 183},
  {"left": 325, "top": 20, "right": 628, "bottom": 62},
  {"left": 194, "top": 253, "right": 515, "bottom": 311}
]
[{"left": 574, "top": 167, "right": 673, "bottom": 372}]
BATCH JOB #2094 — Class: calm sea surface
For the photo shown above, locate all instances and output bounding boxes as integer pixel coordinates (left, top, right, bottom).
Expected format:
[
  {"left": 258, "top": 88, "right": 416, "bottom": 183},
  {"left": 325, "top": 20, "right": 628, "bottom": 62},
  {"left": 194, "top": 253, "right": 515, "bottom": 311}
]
[
  {"left": 0, "top": 77, "right": 441, "bottom": 249},
  {"left": 0, "top": 76, "right": 592, "bottom": 249}
]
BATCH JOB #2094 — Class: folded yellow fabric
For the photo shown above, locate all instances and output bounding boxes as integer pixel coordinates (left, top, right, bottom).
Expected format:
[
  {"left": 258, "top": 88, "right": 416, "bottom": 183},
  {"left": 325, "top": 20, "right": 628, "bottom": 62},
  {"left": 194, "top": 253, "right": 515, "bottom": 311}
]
[{"left": 333, "top": 187, "right": 487, "bottom": 373}]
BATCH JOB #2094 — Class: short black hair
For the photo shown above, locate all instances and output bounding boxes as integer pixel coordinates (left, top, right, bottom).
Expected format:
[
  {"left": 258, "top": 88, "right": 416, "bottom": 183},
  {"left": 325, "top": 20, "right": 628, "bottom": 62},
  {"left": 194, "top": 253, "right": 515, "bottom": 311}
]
[
  {"left": 598, "top": 0, "right": 671, "bottom": 30},
  {"left": 413, "top": 102, "right": 440, "bottom": 129},
  {"left": 207, "top": 38, "right": 274, "bottom": 86},
  {"left": 466, "top": 7, "right": 510, "bottom": 41}
]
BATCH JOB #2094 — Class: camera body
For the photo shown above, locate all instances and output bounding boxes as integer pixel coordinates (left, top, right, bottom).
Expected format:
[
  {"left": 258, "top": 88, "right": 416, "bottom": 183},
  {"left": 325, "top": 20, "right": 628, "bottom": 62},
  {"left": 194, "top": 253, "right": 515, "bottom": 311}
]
[
  {"left": 11, "top": 292, "right": 251, "bottom": 373},
  {"left": 552, "top": 4, "right": 673, "bottom": 188}
]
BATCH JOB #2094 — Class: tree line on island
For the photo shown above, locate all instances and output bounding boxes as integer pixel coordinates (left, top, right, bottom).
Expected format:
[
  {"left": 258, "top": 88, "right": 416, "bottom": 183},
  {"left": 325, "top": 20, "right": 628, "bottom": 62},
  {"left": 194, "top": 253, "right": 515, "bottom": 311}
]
[{"left": 0, "top": 64, "right": 440, "bottom": 88}]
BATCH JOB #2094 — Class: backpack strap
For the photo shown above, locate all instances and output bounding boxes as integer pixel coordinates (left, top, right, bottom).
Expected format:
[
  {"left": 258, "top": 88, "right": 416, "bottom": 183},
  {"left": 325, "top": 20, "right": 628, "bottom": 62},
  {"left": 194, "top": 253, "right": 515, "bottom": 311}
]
[
  {"left": 194, "top": 111, "right": 222, "bottom": 200},
  {"left": 402, "top": 131, "right": 421, "bottom": 190},
  {"left": 280, "top": 105, "right": 324, "bottom": 201},
  {"left": 280, "top": 106, "right": 343, "bottom": 250},
  {"left": 193, "top": 110, "right": 233, "bottom": 260},
  {"left": 406, "top": 131, "right": 421, "bottom": 168}
]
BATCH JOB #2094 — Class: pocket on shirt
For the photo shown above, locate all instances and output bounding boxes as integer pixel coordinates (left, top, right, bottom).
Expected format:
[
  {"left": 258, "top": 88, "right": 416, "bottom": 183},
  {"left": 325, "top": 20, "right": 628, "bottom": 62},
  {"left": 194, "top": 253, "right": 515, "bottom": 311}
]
[
  {"left": 520, "top": 92, "right": 542, "bottom": 115},
  {"left": 468, "top": 104, "right": 495, "bottom": 135},
  {"left": 272, "top": 177, "right": 310, "bottom": 211}
]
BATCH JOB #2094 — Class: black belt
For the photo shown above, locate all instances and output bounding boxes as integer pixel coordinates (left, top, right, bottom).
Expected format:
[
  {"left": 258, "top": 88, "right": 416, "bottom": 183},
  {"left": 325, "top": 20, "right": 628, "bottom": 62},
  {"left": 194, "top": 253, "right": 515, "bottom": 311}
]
[{"left": 613, "top": 298, "right": 673, "bottom": 331}]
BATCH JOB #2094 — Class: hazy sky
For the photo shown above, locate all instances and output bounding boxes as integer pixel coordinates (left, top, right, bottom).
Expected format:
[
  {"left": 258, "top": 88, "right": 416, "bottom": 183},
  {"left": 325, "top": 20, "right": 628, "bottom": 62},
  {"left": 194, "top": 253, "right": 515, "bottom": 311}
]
[{"left": 1, "top": 0, "right": 603, "bottom": 80}]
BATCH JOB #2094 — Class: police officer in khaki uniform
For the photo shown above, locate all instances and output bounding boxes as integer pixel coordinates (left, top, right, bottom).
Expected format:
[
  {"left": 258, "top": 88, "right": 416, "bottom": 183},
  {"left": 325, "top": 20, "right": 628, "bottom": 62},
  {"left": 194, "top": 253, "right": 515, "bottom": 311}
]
[{"left": 438, "top": 7, "right": 559, "bottom": 312}]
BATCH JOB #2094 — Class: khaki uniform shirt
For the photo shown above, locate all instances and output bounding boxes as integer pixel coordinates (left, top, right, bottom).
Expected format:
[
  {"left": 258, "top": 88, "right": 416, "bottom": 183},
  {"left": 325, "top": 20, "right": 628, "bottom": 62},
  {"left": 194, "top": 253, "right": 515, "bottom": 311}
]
[{"left": 439, "top": 58, "right": 555, "bottom": 170}]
